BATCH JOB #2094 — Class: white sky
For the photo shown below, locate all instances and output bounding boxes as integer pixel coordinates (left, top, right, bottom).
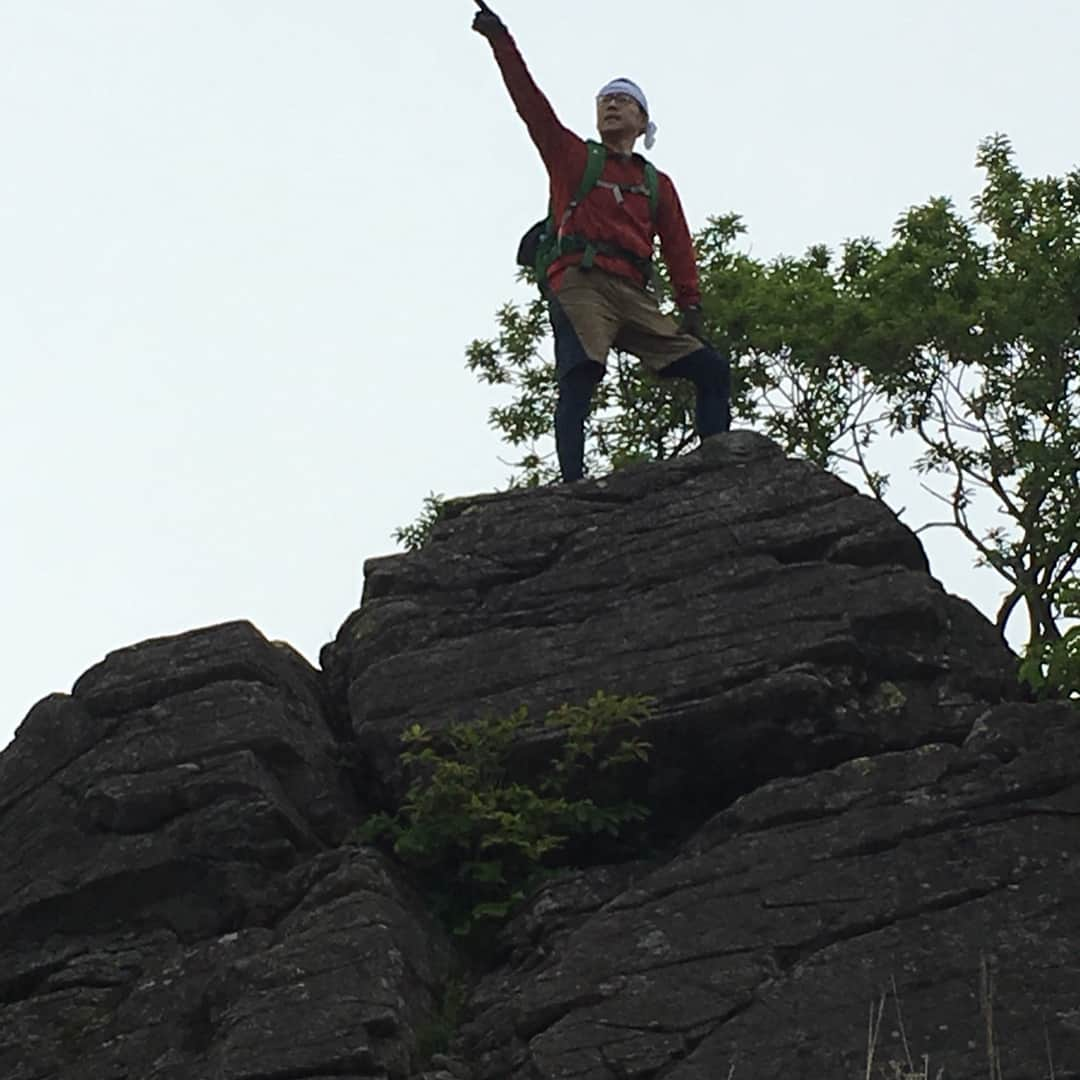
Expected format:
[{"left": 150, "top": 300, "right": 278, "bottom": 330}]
[{"left": 3, "top": 0, "right": 1076, "bottom": 748}]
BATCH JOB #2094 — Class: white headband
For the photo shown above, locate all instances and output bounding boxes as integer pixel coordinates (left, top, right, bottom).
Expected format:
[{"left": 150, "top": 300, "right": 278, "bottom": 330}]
[{"left": 597, "top": 78, "right": 658, "bottom": 150}]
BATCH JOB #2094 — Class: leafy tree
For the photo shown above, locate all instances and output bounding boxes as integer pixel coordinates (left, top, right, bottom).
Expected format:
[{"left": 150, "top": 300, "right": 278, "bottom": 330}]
[
  {"left": 457, "top": 136, "right": 1080, "bottom": 653},
  {"left": 829, "top": 136, "right": 1080, "bottom": 648},
  {"left": 356, "top": 691, "right": 654, "bottom": 943}
]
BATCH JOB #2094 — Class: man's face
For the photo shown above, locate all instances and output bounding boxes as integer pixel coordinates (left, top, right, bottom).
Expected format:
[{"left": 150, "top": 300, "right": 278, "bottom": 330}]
[{"left": 596, "top": 92, "right": 646, "bottom": 142}]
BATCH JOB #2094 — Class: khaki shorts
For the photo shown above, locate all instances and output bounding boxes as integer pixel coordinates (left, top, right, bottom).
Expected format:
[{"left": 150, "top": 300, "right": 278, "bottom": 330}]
[{"left": 553, "top": 265, "right": 703, "bottom": 373}]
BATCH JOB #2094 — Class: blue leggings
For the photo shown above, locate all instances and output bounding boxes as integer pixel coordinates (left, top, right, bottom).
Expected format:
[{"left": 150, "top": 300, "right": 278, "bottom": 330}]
[{"left": 554, "top": 345, "right": 731, "bottom": 483}]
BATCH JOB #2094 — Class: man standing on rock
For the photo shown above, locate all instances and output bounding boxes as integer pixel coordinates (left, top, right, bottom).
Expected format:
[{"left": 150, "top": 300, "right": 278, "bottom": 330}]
[{"left": 472, "top": 1, "right": 731, "bottom": 483}]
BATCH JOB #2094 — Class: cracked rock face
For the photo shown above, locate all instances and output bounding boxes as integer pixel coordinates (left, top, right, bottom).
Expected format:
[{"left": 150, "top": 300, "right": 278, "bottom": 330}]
[
  {"left": 3, "top": 437, "right": 1077, "bottom": 1080},
  {"left": 322, "top": 433, "right": 1020, "bottom": 823},
  {"left": 0, "top": 622, "right": 454, "bottom": 1080},
  {"left": 462, "top": 702, "right": 1080, "bottom": 1080}
]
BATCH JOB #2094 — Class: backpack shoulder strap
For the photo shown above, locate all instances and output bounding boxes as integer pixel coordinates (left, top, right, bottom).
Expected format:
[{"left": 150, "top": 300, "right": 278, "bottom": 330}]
[
  {"left": 558, "top": 141, "right": 608, "bottom": 232},
  {"left": 642, "top": 159, "right": 660, "bottom": 219},
  {"left": 576, "top": 141, "right": 608, "bottom": 202}
]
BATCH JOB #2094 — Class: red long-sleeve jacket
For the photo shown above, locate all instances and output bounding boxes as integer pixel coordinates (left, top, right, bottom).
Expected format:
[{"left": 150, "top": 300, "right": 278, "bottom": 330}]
[{"left": 488, "top": 32, "right": 702, "bottom": 310}]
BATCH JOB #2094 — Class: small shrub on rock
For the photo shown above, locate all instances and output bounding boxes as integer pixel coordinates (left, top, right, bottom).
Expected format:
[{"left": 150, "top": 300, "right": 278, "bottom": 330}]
[
  {"left": 393, "top": 492, "right": 446, "bottom": 552},
  {"left": 357, "top": 691, "right": 654, "bottom": 939}
]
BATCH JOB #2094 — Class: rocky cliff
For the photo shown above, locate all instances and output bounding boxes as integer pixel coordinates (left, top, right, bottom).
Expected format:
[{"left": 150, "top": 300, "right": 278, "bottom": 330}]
[{"left": 3, "top": 432, "right": 1077, "bottom": 1080}]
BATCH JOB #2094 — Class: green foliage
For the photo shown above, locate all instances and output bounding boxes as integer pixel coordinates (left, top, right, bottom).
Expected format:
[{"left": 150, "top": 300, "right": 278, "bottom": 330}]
[
  {"left": 415, "top": 977, "right": 466, "bottom": 1064},
  {"left": 448, "top": 135, "right": 1080, "bottom": 650},
  {"left": 1020, "top": 579, "right": 1080, "bottom": 699},
  {"left": 392, "top": 491, "right": 446, "bottom": 552},
  {"left": 828, "top": 135, "right": 1080, "bottom": 647},
  {"left": 357, "top": 691, "right": 654, "bottom": 941}
]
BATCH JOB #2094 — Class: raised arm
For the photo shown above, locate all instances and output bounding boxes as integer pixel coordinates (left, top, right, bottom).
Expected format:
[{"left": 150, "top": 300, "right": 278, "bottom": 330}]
[{"left": 472, "top": 2, "right": 577, "bottom": 170}]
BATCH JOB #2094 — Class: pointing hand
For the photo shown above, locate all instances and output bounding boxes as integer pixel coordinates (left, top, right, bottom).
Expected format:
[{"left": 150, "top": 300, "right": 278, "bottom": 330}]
[{"left": 472, "top": 0, "right": 507, "bottom": 39}]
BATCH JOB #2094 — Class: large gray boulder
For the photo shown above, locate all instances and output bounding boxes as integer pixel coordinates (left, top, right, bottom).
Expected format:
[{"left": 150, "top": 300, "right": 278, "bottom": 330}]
[
  {"left": 1, "top": 622, "right": 355, "bottom": 943},
  {"left": 3, "top": 436, "right": 1074, "bottom": 1080},
  {"left": 461, "top": 701, "right": 1080, "bottom": 1080},
  {"left": 322, "top": 433, "right": 1020, "bottom": 824},
  {"left": 0, "top": 621, "right": 455, "bottom": 1079}
]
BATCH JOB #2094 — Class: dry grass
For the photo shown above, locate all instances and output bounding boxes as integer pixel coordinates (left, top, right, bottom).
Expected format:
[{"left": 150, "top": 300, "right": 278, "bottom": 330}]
[
  {"left": 864, "top": 975, "right": 943, "bottom": 1080},
  {"left": 861, "top": 956, "right": 1059, "bottom": 1080},
  {"left": 723, "top": 956, "right": 1061, "bottom": 1080}
]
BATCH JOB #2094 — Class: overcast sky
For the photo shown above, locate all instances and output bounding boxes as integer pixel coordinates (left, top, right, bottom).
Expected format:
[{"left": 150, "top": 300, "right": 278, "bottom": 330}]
[{"left": 3, "top": 0, "right": 1076, "bottom": 749}]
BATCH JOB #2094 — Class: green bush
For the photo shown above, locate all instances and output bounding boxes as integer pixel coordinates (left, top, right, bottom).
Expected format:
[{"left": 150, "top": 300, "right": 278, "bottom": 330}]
[
  {"left": 357, "top": 691, "right": 654, "bottom": 940},
  {"left": 1019, "top": 579, "right": 1080, "bottom": 700}
]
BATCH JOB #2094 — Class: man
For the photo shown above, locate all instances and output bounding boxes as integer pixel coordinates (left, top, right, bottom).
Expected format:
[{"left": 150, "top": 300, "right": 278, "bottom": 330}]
[{"left": 472, "top": 2, "right": 731, "bottom": 483}]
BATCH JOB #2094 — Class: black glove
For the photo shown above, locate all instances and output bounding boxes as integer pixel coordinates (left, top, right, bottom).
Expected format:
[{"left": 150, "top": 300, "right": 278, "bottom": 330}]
[
  {"left": 679, "top": 305, "right": 705, "bottom": 340},
  {"left": 472, "top": 0, "right": 507, "bottom": 39}
]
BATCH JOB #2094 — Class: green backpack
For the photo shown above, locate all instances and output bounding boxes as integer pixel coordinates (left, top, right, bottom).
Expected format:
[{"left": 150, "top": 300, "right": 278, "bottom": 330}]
[{"left": 516, "top": 140, "right": 660, "bottom": 293}]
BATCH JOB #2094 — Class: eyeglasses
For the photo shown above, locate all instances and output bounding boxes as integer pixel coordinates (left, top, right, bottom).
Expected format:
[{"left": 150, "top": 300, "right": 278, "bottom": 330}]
[{"left": 598, "top": 93, "right": 639, "bottom": 108}]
